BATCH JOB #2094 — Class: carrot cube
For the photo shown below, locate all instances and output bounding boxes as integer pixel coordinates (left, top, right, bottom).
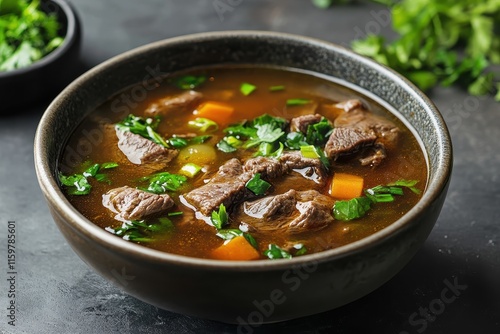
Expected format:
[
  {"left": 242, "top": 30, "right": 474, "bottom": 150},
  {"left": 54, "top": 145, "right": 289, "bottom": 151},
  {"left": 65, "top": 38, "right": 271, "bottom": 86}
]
[
  {"left": 211, "top": 235, "right": 260, "bottom": 261},
  {"left": 330, "top": 173, "right": 364, "bottom": 199},
  {"left": 193, "top": 101, "right": 235, "bottom": 125}
]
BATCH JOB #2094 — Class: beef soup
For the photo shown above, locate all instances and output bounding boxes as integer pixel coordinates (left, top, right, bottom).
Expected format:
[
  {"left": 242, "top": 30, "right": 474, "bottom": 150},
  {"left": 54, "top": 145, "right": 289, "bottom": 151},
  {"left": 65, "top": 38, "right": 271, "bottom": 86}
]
[{"left": 59, "top": 67, "right": 427, "bottom": 260}]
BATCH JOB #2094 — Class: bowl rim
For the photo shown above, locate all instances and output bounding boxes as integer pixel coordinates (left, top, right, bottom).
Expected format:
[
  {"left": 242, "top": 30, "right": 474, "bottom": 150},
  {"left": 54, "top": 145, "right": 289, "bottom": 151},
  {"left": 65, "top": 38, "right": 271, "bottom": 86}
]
[
  {"left": 34, "top": 30, "right": 452, "bottom": 271},
  {"left": 0, "top": 0, "right": 79, "bottom": 78}
]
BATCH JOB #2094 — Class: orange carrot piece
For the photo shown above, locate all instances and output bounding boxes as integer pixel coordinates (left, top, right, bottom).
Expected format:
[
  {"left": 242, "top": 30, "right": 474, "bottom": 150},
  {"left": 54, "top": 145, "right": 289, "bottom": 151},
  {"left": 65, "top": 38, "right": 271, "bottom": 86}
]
[
  {"left": 194, "top": 101, "right": 235, "bottom": 125},
  {"left": 211, "top": 235, "right": 260, "bottom": 261},
  {"left": 330, "top": 173, "right": 364, "bottom": 199}
]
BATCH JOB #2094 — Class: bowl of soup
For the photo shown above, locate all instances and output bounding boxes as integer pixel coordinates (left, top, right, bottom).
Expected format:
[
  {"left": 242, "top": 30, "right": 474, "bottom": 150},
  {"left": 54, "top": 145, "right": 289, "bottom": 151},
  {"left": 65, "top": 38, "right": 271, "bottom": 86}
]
[{"left": 34, "top": 31, "right": 452, "bottom": 324}]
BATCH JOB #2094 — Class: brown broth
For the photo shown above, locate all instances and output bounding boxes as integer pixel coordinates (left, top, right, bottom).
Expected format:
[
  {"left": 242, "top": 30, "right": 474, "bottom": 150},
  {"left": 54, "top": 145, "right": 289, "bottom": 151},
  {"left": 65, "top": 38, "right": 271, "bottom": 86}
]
[{"left": 59, "top": 67, "right": 428, "bottom": 259}]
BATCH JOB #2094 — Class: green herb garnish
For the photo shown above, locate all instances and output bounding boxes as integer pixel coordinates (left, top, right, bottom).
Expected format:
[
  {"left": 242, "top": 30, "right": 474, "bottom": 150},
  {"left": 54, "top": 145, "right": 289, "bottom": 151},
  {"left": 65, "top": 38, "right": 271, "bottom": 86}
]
[
  {"left": 216, "top": 229, "right": 258, "bottom": 249},
  {"left": 222, "top": 114, "right": 287, "bottom": 156},
  {"left": 211, "top": 203, "right": 228, "bottom": 230},
  {"left": 245, "top": 173, "right": 272, "bottom": 195},
  {"left": 285, "top": 132, "right": 308, "bottom": 150},
  {"left": 305, "top": 117, "right": 333, "bottom": 146},
  {"left": 300, "top": 145, "right": 320, "bottom": 159},
  {"left": 172, "top": 75, "right": 206, "bottom": 90},
  {"left": 345, "top": 0, "right": 500, "bottom": 99},
  {"left": 216, "top": 138, "right": 238, "bottom": 153},
  {"left": 168, "top": 135, "right": 212, "bottom": 149},
  {"left": 188, "top": 117, "right": 219, "bottom": 132},
  {"left": 240, "top": 82, "right": 257, "bottom": 96},
  {"left": 106, "top": 217, "right": 174, "bottom": 243},
  {"left": 139, "top": 172, "right": 187, "bottom": 194},
  {"left": 116, "top": 114, "right": 168, "bottom": 147},
  {"left": 269, "top": 85, "right": 285, "bottom": 92},
  {"left": 264, "top": 244, "right": 292, "bottom": 260},
  {"left": 58, "top": 173, "right": 92, "bottom": 195},
  {"left": 0, "top": 0, "right": 64, "bottom": 72},
  {"left": 286, "top": 98, "right": 312, "bottom": 106},
  {"left": 179, "top": 163, "right": 202, "bottom": 178},
  {"left": 333, "top": 197, "right": 373, "bottom": 221},
  {"left": 333, "top": 180, "right": 421, "bottom": 221},
  {"left": 294, "top": 243, "right": 308, "bottom": 256},
  {"left": 58, "top": 161, "right": 119, "bottom": 195}
]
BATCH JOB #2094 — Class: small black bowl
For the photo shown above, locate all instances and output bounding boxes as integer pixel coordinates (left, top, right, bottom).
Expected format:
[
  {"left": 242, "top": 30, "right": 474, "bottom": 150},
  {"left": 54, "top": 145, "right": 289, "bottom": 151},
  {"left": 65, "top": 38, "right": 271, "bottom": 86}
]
[{"left": 0, "top": 0, "right": 81, "bottom": 113}]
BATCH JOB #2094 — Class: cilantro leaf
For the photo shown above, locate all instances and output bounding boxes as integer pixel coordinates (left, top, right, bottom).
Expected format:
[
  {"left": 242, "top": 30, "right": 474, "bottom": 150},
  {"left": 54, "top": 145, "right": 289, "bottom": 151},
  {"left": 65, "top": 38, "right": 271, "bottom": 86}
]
[
  {"left": 139, "top": 172, "right": 187, "bottom": 194},
  {"left": 0, "top": 0, "right": 64, "bottom": 71},
  {"left": 245, "top": 173, "right": 272, "bottom": 195},
  {"left": 58, "top": 161, "right": 119, "bottom": 195},
  {"left": 211, "top": 204, "right": 228, "bottom": 230},
  {"left": 172, "top": 75, "right": 206, "bottom": 90},
  {"left": 106, "top": 217, "right": 175, "bottom": 243},
  {"left": 216, "top": 229, "right": 258, "bottom": 249},
  {"left": 333, "top": 197, "right": 372, "bottom": 221},
  {"left": 350, "top": 0, "right": 500, "bottom": 100},
  {"left": 264, "top": 244, "right": 292, "bottom": 260},
  {"left": 116, "top": 114, "right": 169, "bottom": 147}
]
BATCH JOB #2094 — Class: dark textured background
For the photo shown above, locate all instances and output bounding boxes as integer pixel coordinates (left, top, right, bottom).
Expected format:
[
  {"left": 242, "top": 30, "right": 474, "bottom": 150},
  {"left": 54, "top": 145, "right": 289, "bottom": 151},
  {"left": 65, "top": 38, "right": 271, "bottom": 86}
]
[{"left": 1, "top": 1, "right": 499, "bottom": 333}]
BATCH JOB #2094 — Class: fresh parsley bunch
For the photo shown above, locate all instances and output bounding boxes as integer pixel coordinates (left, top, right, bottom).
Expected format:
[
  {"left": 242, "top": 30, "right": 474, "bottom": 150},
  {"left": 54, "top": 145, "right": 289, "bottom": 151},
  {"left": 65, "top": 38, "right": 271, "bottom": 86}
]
[{"left": 313, "top": 0, "right": 500, "bottom": 100}]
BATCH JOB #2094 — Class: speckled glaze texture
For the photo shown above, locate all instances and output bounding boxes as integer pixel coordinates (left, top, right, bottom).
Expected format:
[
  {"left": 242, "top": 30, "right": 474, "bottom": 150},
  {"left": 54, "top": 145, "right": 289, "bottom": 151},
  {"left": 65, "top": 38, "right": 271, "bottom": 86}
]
[{"left": 34, "top": 31, "right": 452, "bottom": 324}]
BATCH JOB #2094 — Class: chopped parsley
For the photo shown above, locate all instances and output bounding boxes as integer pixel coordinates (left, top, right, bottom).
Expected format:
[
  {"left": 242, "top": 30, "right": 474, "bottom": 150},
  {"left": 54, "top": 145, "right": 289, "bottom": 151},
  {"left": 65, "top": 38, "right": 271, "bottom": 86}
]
[
  {"left": 106, "top": 217, "right": 174, "bottom": 243},
  {"left": 333, "top": 180, "right": 421, "bottom": 221},
  {"left": 188, "top": 117, "right": 219, "bottom": 133},
  {"left": 216, "top": 229, "right": 258, "bottom": 249},
  {"left": 116, "top": 114, "right": 168, "bottom": 147},
  {"left": 211, "top": 203, "right": 228, "bottom": 230},
  {"left": 58, "top": 161, "right": 119, "bottom": 195},
  {"left": 139, "top": 172, "right": 187, "bottom": 194},
  {"left": 264, "top": 244, "right": 292, "bottom": 260},
  {"left": 220, "top": 114, "right": 287, "bottom": 156},
  {"left": 172, "top": 75, "right": 206, "bottom": 90},
  {"left": 0, "top": 0, "right": 64, "bottom": 72},
  {"left": 168, "top": 135, "right": 211, "bottom": 149},
  {"left": 245, "top": 173, "right": 272, "bottom": 195}
]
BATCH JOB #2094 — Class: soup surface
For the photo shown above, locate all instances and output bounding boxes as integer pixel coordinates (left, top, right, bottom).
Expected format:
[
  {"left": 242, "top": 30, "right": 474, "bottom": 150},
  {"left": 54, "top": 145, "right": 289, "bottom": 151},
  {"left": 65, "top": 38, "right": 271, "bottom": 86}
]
[{"left": 59, "top": 67, "right": 427, "bottom": 260}]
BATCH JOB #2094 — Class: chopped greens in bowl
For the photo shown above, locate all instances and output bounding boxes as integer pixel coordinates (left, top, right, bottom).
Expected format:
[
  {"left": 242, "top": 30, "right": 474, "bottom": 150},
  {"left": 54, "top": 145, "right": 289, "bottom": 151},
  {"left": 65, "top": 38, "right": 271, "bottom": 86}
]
[{"left": 0, "top": 0, "right": 65, "bottom": 72}]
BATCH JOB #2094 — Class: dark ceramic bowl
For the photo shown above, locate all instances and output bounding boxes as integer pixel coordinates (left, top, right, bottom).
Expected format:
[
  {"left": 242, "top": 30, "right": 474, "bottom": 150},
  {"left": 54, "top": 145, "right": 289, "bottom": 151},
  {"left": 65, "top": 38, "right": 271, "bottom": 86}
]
[
  {"left": 0, "top": 0, "right": 80, "bottom": 112},
  {"left": 34, "top": 31, "right": 452, "bottom": 324}
]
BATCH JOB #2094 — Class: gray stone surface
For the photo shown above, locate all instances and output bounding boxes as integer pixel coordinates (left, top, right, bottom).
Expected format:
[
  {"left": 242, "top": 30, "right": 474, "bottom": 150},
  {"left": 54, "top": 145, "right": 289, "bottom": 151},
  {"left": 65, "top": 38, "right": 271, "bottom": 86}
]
[{"left": 1, "top": 0, "right": 499, "bottom": 333}]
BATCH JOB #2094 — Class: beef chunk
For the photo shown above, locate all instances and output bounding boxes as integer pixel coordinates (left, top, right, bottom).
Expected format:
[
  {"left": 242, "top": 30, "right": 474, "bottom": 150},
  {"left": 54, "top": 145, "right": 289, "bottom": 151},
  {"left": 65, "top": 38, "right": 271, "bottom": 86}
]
[
  {"left": 243, "top": 156, "right": 288, "bottom": 180},
  {"left": 324, "top": 127, "right": 377, "bottom": 160},
  {"left": 184, "top": 153, "right": 328, "bottom": 216},
  {"left": 116, "top": 128, "right": 178, "bottom": 168},
  {"left": 279, "top": 151, "right": 327, "bottom": 185},
  {"left": 183, "top": 159, "right": 248, "bottom": 216},
  {"left": 102, "top": 186, "right": 174, "bottom": 221},
  {"left": 335, "top": 99, "right": 363, "bottom": 112},
  {"left": 237, "top": 190, "right": 335, "bottom": 234},
  {"left": 145, "top": 90, "right": 202, "bottom": 116},
  {"left": 290, "top": 114, "right": 323, "bottom": 133},
  {"left": 333, "top": 102, "right": 399, "bottom": 149},
  {"left": 325, "top": 99, "right": 399, "bottom": 165},
  {"left": 242, "top": 190, "right": 297, "bottom": 221},
  {"left": 359, "top": 145, "right": 386, "bottom": 166}
]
